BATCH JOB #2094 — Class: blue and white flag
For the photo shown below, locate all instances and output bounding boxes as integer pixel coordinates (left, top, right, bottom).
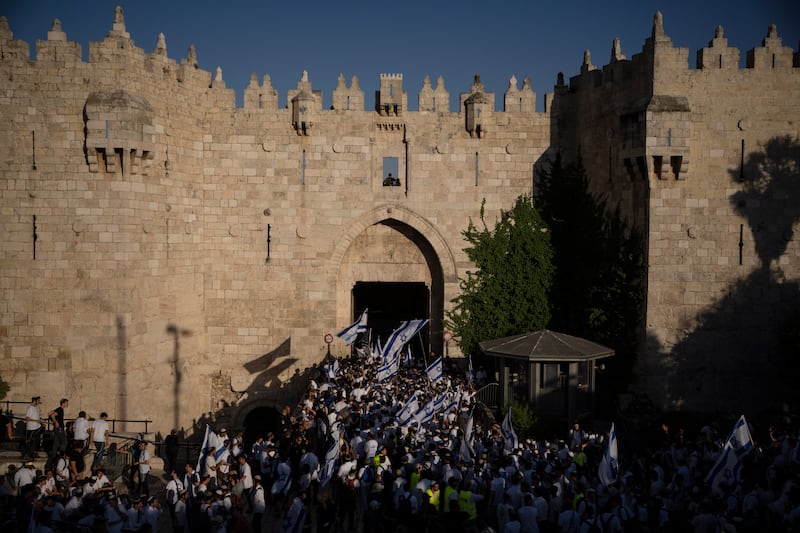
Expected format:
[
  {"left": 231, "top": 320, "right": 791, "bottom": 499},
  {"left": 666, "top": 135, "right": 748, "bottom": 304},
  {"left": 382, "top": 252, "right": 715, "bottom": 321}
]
[
  {"left": 724, "top": 415, "right": 754, "bottom": 458},
  {"left": 381, "top": 319, "right": 428, "bottom": 363},
  {"left": 396, "top": 394, "right": 420, "bottom": 426},
  {"left": 327, "top": 358, "right": 340, "bottom": 381},
  {"left": 467, "top": 354, "right": 474, "bottom": 384},
  {"left": 196, "top": 424, "right": 216, "bottom": 472},
  {"left": 376, "top": 357, "right": 399, "bottom": 382},
  {"left": 501, "top": 409, "right": 519, "bottom": 453},
  {"left": 598, "top": 422, "right": 619, "bottom": 486},
  {"left": 336, "top": 308, "right": 368, "bottom": 346},
  {"left": 319, "top": 440, "right": 339, "bottom": 487},
  {"left": 405, "top": 346, "right": 413, "bottom": 369},
  {"left": 426, "top": 356, "right": 443, "bottom": 383},
  {"left": 705, "top": 446, "right": 742, "bottom": 494},
  {"left": 414, "top": 399, "right": 438, "bottom": 426},
  {"left": 460, "top": 412, "right": 475, "bottom": 463}
]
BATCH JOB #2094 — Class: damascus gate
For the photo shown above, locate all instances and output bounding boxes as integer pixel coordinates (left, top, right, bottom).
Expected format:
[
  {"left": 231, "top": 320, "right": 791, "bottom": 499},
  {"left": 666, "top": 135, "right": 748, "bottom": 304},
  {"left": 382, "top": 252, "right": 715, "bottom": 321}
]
[{"left": 1, "top": 8, "right": 798, "bottom": 435}]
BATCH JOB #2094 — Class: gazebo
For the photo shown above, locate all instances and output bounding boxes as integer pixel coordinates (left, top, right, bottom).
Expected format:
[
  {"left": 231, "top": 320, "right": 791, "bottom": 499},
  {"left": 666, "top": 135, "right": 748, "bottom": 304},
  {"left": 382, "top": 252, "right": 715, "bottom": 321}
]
[{"left": 479, "top": 329, "right": 614, "bottom": 423}]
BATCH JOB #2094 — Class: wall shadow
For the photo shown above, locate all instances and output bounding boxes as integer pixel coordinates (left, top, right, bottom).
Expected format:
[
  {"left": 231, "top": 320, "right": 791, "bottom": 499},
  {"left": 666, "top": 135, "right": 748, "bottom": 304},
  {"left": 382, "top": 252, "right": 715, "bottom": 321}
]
[
  {"left": 182, "top": 336, "right": 323, "bottom": 453},
  {"left": 646, "top": 135, "right": 800, "bottom": 418}
]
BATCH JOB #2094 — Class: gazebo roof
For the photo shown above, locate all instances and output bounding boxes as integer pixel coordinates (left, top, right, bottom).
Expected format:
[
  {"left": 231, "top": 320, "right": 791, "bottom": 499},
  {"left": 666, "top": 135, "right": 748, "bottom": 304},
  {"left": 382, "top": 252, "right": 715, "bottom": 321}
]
[{"left": 479, "top": 329, "right": 614, "bottom": 362}]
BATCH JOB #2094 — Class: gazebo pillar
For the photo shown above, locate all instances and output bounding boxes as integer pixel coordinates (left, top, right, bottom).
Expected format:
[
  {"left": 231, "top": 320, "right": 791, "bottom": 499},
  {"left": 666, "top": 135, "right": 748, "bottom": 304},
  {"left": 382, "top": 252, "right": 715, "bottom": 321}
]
[
  {"left": 499, "top": 357, "right": 510, "bottom": 408},
  {"left": 568, "top": 362, "right": 578, "bottom": 425}
]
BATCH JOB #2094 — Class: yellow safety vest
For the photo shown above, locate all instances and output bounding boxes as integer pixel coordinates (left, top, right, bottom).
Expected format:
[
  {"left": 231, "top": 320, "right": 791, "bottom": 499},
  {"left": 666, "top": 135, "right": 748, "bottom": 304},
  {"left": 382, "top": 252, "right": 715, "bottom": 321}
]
[
  {"left": 443, "top": 486, "right": 458, "bottom": 512},
  {"left": 458, "top": 490, "right": 477, "bottom": 520},
  {"left": 426, "top": 488, "right": 440, "bottom": 510}
]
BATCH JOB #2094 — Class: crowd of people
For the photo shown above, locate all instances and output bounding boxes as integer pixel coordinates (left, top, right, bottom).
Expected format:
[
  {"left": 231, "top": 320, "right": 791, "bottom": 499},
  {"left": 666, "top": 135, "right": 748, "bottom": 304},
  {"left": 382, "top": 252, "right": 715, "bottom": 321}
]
[{"left": 3, "top": 349, "right": 800, "bottom": 532}]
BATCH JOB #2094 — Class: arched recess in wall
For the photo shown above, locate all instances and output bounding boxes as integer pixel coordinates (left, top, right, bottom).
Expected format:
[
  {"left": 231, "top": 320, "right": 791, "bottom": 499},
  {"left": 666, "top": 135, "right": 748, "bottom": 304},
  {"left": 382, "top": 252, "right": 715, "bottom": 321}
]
[{"left": 330, "top": 205, "right": 458, "bottom": 359}]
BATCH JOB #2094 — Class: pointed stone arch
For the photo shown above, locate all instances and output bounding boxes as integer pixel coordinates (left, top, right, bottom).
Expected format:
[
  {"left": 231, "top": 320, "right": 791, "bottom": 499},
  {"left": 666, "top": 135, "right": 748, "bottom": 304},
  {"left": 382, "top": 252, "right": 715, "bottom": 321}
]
[{"left": 330, "top": 204, "right": 459, "bottom": 358}]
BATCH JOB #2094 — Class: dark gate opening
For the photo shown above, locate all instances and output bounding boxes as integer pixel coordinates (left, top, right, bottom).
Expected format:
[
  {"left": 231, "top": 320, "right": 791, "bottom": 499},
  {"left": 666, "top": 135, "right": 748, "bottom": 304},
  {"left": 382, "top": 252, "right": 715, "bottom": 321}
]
[
  {"left": 353, "top": 281, "right": 430, "bottom": 357},
  {"left": 243, "top": 406, "right": 281, "bottom": 449}
]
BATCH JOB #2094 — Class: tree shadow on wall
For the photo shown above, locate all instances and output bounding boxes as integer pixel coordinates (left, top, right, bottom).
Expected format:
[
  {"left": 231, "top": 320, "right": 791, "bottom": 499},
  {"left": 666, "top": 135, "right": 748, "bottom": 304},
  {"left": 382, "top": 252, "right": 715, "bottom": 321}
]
[{"left": 648, "top": 135, "right": 800, "bottom": 418}]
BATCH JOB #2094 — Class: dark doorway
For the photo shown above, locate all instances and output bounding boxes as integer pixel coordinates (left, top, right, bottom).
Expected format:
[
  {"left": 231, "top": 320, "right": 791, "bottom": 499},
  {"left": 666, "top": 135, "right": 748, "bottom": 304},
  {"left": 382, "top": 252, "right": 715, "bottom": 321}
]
[
  {"left": 242, "top": 406, "right": 281, "bottom": 450},
  {"left": 353, "top": 281, "right": 430, "bottom": 357}
]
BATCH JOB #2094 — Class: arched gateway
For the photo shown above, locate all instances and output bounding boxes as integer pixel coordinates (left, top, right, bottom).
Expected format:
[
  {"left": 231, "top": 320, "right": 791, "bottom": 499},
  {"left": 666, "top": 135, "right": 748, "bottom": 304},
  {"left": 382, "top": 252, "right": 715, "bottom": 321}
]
[{"left": 331, "top": 205, "right": 458, "bottom": 361}]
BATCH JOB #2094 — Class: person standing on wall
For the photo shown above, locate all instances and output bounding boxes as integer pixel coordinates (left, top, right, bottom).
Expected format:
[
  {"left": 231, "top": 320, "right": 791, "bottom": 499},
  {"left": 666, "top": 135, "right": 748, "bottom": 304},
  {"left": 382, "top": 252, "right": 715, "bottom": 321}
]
[
  {"left": 48, "top": 398, "right": 68, "bottom": 460},
  {"left": 23, "top": 396, "right": 43, "bottom": 460},
  {"left": 90, "top": 411, "right": 110, "bottom": 469}
]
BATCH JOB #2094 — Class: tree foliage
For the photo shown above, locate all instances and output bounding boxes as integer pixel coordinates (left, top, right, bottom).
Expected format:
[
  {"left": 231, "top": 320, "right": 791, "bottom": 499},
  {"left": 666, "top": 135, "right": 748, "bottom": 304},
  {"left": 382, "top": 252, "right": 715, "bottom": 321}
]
[
  {"left": 447, "top": 195, "right": 554, "bottom": 358},
  {"left": 535, "top": 153, "right": 646, "bottom": 387}
]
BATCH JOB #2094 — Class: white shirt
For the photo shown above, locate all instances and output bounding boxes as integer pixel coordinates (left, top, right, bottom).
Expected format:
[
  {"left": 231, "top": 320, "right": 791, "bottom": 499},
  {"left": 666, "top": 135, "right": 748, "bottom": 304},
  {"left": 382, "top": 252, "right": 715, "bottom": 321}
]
[
  {"left": 239, "top": 461, "right": 253, "bottom": 490},
  {"left": 138, "top": 449, "right": 151, "bottom": 474},
  {"left": 91, "top": 419, "right": 109, "bottom": 443},
  {"left": 73, "top": 417, "right": 90, "bottom": 441},
  {"left": 25, "top": 404, "right": 41, "bottom": 431}
]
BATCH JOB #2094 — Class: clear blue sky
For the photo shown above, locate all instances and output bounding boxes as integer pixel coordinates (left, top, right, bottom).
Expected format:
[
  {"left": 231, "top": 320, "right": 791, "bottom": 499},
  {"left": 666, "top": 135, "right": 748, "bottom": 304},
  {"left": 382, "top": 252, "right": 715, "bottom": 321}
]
[{"left": 3, "top": 1, "right": 799, "bottom": 111}]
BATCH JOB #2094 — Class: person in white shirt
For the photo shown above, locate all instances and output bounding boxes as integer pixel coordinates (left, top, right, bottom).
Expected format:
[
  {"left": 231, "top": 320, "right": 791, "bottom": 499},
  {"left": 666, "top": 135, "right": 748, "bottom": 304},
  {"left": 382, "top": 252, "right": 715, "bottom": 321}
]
[
  {"left": 174, "top": 490, "right": 188, "bottom": 532},
  {"left": 72, "top": 411, "right": 90, "bottom": 452},
  {"left": 166, "top": 468, "right": 184, "bottom": 524},
  {"left": 134, "top": 441, "right": 151, "bottom": 496},
  {"left": 24, "top": 396, "right": 43, "bottom": 459},
  {"left": 238, "top": 454, "right": 253, "bottom": 505},
  {"left": 89, "top": 412, "right": 110, "bottom": 468}
]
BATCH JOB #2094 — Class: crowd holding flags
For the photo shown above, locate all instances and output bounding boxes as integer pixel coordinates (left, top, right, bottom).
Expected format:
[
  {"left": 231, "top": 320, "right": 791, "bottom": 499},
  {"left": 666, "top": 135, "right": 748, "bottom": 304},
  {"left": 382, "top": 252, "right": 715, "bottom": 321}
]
[
  {"left": 335, "top": 308, "right": 368, "bottom": 345},
  {"left": 598, "top": 422, "right": 618, "bottom": 486}
]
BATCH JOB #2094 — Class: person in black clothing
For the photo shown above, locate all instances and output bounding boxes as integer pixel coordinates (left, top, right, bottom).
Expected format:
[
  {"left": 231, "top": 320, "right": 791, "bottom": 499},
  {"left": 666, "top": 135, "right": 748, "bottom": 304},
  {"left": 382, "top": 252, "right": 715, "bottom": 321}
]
[
  {"left": 48, "top": 398, "right": 68, "bottom": 459},
  {"left": 164, "top": 429, "right": 179, "bottom": 474},
  {"left": 0, "top": 412, "right": 13, "bottom": 441}
]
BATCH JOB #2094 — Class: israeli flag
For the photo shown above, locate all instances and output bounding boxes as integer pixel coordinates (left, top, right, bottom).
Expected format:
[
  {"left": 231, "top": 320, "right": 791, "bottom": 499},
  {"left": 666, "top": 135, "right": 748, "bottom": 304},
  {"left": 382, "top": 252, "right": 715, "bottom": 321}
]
[
  {"left": 724, "top": 415, "right": 754, "bottom": 458},
  {"left": 426, "top": 356, "right": 443, "bottom": 383},
  {"left": 196, "top": 424, "right": 217, "bottom": 472},
  {"left": 705, "top": 446, "right": 741, "bottom": 494},
  {"left": 467, "top": 354, "right": 474, "bottom": 383},
  {"left": 460, "top": 413, "right": 475, "bottom": 463},
  {"left": 327, "top": 358, "right": 340, "bottom": 381},
  {"left": 414, "top": 400, "right": 437, "bottom": 426},
  {"left": 376, "top": 357, "right": 399, "bottom": 382},
  {"left": 318, "top": 440, "right": 339, "bottom": 487},
  {"left": 336, "top": 308, "right": 368, "bottom": 346},
  {"left": 405, "top": 346, "right": 413, "bottom": 369},
  {"left": 381, "top": 319, "right": 428, "bottom": 364},
  {"left": 598, "top": 422, "right": 618, "bottom": 486},
  {"left": 501, "top": 409, "right": 519, "bottom": 453},
  {"left": 396, "top": 394, "right": 419, "bottom": 425}
]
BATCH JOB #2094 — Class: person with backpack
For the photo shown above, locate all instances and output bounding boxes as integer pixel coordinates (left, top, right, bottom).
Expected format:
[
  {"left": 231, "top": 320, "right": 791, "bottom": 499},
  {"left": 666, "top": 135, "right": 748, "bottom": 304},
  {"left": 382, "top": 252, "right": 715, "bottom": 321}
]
[
  {"left": 357, "top": 456, "right": 375, "bottom": 510},
  {"left": 396, "top": 480, "right": 418, "bottom": 527}
]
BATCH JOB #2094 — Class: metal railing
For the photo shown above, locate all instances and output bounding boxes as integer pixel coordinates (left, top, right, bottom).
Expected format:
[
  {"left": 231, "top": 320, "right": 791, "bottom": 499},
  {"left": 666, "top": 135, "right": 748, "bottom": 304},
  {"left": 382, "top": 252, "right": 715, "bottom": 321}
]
[{"left": 475, "top": 382, "right": 499, "bottom": 409}]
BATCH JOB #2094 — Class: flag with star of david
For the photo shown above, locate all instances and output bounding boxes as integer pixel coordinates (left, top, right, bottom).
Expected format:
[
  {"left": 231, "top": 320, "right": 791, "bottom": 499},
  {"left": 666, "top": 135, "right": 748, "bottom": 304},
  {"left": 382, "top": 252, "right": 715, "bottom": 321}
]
[
  {"left": 380, "top": 319, "right": 428, "bottom": 364},
  {"left": 598, "top": 422, "right": 618, "bottom": 486},
  {"left": 426, "top": 356, "right": 444, "bottom": 383},
  {"left": 724, "top": 415, "right": 754, "bottom": 459},
  {"left": 336, "top": 308, "right": 368, "bottom": 346},
  {"left": 705, "top": 445, "right": 741, "bottom": 494}
]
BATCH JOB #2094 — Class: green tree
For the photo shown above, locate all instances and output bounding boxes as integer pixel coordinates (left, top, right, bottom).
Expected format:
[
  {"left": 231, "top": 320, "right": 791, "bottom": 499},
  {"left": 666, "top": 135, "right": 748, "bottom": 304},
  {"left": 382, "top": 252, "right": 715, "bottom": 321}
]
[
  {"left": 536, "top": 154, "right": 645, "bottom": 388},
  {"left": 447, "top": 194, "right": 554, "bottom": 358}
]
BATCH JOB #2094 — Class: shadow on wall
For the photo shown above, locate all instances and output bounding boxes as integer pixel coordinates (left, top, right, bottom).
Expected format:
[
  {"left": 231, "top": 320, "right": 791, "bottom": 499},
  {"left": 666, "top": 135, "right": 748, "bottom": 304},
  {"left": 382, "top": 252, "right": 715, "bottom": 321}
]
[
  {"left": 181, "top": 337, "right": 324, "bottom": 452},
  {"left": 648, "top": 135, "right": 800, "bottom": 417}
]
